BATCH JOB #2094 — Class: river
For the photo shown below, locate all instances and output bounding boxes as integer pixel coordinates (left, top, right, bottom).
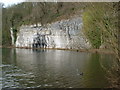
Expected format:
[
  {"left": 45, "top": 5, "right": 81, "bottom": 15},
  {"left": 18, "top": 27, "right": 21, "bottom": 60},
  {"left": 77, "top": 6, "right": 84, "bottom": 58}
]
[{"left": 1, "top": 48, "right": 114, "bottom": 88}]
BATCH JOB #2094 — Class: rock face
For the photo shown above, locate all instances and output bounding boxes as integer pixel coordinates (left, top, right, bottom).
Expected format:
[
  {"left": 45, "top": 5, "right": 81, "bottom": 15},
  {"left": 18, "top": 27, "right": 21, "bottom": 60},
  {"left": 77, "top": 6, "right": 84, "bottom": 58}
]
[
  {"left": 10, "top": 28, "right": 15, "bottom": 45},
  {"left": 16, "top": 17, "right": 91, "bottom": 49}
]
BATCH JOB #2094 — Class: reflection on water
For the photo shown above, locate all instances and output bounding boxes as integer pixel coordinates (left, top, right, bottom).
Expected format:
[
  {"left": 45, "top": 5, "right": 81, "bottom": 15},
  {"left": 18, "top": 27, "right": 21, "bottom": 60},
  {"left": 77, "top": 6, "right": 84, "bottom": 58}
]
[
  {"left": 83, "top": 54, "right": 108, "bottom": 88},
  {"left": 1, "top": 48, "right": 114, "bottom": 88}
]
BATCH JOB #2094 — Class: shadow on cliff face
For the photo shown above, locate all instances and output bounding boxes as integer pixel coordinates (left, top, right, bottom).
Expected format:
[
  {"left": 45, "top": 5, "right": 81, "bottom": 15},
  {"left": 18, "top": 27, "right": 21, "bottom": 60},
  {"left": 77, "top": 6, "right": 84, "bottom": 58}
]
[{"left": 32, "top": 33, "right": 47, "bottom": 48}]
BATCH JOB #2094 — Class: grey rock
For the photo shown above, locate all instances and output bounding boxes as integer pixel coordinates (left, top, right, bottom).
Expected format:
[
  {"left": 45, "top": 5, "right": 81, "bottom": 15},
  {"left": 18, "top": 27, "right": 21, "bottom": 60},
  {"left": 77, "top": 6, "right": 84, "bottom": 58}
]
[{"left": 15, "top": 17, "right": 91, "bottom": 49}]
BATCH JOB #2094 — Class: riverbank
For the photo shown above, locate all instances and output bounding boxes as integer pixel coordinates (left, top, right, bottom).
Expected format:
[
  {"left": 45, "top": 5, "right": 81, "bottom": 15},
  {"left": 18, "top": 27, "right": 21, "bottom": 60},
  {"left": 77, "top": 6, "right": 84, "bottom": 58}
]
[{"left": 0, "top": 45, "right": 115, "bottom": 55}]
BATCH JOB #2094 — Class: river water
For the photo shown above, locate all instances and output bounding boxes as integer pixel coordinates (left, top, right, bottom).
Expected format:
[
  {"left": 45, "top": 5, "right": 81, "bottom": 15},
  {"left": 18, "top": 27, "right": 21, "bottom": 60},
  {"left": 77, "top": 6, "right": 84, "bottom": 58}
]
[{"left": 1, "top": 48, "right": 114, "bottom": 88}]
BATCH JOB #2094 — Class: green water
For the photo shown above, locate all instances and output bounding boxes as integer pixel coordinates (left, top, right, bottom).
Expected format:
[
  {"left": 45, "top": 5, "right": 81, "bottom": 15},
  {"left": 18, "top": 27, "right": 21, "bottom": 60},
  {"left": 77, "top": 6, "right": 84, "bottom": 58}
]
[{"left": 1, "top": 48, "right": 114, "bottom": 88}]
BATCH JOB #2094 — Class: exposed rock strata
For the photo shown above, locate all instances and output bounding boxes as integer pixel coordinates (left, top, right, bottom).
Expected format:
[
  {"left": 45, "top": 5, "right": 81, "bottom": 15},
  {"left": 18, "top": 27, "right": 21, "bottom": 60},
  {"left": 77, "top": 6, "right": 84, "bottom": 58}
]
[{"left": 16, "top": 17, "right": 91, "bottom": 49}]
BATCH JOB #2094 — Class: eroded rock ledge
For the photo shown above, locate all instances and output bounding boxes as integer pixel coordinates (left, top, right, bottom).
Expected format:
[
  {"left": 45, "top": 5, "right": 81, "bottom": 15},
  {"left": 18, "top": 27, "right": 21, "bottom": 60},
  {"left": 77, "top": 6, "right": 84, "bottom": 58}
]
[{"left": 16, "top": 17, "right": 91, "bottom": 49}]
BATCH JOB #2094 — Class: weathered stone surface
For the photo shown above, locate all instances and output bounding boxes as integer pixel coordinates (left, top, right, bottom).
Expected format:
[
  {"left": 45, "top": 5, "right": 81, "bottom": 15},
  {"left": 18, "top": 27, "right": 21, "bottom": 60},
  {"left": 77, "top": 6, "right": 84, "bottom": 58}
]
[
  {"left": 16, "top": 17, "right": 91, "bottom": 49},
  {"left": 10, "top": 28, "right": 14, "bottom": 45}
]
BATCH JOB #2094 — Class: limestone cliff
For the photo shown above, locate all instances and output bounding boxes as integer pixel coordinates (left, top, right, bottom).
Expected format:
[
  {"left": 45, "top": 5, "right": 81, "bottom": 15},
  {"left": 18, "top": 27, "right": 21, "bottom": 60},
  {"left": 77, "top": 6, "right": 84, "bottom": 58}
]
[{"left": 15, "top": 17, "right": 91, "bottom": 49}]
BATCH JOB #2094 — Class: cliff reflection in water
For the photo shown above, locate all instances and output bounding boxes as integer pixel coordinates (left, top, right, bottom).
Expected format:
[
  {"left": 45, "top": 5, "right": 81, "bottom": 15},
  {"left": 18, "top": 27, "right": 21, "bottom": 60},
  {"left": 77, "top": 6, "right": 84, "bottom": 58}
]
[{"left": 2, "top": 48, "right": 113, "bottom": 88}]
